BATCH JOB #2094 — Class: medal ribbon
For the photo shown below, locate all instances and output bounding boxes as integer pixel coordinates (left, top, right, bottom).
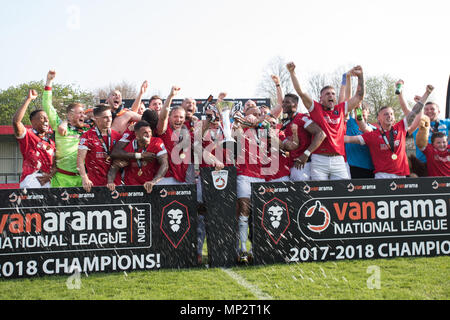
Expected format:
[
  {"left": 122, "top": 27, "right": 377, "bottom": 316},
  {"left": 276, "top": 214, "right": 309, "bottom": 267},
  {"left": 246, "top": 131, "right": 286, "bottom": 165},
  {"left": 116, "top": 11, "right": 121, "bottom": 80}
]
[
  {"left": 94, "top": 127, "right": 112, "bottom": 158},
  {"left": 380, "top": 128, "right": 396, "bottom": 155},
  {"left": 133, "top": 139, "right": 144, "bottom": 171}
]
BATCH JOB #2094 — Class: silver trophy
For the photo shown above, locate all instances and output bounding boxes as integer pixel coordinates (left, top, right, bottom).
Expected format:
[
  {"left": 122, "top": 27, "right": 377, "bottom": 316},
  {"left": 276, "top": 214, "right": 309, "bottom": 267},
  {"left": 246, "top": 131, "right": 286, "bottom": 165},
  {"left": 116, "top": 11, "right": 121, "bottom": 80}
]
[
  {"left": 215, "top": 101, "right": 237, "bottom": 162},
  {"left": 215, "top": 101, "right": 235, "bottom": 143}
]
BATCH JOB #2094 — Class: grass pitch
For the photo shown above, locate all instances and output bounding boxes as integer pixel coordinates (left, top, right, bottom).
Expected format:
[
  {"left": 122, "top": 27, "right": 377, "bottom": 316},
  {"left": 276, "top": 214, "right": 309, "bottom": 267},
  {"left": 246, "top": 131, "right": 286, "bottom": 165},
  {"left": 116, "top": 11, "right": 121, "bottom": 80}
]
[{"left": 0, "top": 256, "right": 448, "bottom": 300}]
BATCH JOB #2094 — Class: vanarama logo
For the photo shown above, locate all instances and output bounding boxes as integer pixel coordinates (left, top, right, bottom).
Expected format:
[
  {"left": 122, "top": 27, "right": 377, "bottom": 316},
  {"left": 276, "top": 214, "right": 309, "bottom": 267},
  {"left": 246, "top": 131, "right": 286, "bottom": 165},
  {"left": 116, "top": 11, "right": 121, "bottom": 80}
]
[
  {"left": 0, "top": 207, "right": 128, "bottom": 235},
  {"left": 304, "top": 201, "right": 331, "bottom": 233},
  {"left": 297, "top": 195, "right": 448, "bottom": 241}
]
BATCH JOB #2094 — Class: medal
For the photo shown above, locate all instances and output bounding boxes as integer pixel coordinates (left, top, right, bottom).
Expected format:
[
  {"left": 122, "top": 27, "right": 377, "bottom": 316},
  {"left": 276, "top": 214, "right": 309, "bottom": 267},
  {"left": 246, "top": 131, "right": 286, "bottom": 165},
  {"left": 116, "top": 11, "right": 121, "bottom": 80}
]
[
  {"left": 138, "top": 169, "right": 143, "bottom": 176},
  {"left": 180, "top": 153, "right": 186, "bottom": 160},
  {"left": 95, "top": 127, "right": 112, "bottom": 164},
  {"left": 392, "top": 154, "right": 398, "bottom": 160}
]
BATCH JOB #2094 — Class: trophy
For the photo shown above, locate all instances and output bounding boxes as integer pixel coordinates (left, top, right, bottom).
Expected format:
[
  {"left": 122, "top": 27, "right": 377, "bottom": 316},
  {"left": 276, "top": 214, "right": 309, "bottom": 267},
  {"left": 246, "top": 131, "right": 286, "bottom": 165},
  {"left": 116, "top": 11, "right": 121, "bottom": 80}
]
[
  {"left": 215, "top": 101, "right": 238, "bottom": 161},
  {"left": 215, "top": 101, "right": 235, "bottom": 143}
]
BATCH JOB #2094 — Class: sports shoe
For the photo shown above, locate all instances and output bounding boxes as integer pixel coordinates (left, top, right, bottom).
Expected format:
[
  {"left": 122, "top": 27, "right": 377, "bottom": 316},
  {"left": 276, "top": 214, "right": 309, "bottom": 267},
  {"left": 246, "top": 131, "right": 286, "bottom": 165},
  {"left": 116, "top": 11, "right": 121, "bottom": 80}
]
[{"left": 239, "top": 252, "right": 249, "bottom": 264}]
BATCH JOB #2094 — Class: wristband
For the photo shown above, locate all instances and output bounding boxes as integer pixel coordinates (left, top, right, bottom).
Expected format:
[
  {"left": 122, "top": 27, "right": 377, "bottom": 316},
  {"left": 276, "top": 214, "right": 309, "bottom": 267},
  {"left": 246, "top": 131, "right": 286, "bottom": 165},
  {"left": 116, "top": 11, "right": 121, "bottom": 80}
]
[
  {"left": 45, "top": 86, "right": 52, "bottom": 91},
  {"left": 135, "top": 153, "right": 142, "bottom": 160},
  {"left": 341, "top": 74, "right": 347, "bottom": 86},
  {"left": 303, "top": 150, "right": 311, "bottom": 157}
]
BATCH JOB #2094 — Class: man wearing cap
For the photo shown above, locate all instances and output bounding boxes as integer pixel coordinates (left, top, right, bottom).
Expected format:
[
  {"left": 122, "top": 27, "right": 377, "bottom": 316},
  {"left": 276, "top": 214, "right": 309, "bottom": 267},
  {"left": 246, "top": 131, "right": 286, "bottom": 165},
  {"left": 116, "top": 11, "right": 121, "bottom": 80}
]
[{"left": 13, "top": 89, "right": 55, "bottom": 188}]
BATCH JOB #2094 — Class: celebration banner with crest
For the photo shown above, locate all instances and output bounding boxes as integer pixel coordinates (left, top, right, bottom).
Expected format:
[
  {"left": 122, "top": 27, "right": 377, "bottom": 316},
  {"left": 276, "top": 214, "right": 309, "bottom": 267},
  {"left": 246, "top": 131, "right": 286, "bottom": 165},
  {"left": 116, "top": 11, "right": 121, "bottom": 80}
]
[
  {"left": 251, "top": 177, "right": 450, "bottom": 265},
  {"left": 0, "top": 185, "right": 197, "bottom": 279},
  {"left": 200, "top": 166, "right": 238, "bottom": 267}
]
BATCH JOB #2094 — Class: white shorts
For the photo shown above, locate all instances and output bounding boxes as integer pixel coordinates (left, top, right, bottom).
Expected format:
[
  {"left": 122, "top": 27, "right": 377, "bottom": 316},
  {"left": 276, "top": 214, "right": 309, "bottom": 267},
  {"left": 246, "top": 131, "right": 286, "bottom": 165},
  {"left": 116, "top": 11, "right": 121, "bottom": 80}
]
[
  {"left": 267, "top": 175, "right": 291, "bottom": 183},
  {"left": 310, "top": 154, "right": 350, "bottom": 181},
  {"left": 20, "top": 172, "right": 51, "bottom": 189},
  {"left": 375, "top": 172, "right": 406, "bottom": 179},
  {"left": 290, "top": 163, "right": 311, "bottom": 181},
  {"left": 237, "top": 175, "right": 265, "bottom": 199}
]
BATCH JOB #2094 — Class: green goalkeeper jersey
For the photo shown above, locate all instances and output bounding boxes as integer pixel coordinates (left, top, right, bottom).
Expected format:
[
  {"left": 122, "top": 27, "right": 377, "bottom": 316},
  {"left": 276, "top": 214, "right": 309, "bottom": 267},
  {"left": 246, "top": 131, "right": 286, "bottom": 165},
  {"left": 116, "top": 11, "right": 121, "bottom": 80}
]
[{"left": 42, "top": 88, "right": 88, "bottom": 174}]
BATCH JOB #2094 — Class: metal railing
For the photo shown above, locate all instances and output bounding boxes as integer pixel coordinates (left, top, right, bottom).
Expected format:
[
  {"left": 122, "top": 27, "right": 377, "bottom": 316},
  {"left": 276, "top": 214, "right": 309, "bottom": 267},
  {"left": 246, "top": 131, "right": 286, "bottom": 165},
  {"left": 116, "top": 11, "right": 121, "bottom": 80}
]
[{"left": 0, "top": 173, "right": 20, "bottom": 184}]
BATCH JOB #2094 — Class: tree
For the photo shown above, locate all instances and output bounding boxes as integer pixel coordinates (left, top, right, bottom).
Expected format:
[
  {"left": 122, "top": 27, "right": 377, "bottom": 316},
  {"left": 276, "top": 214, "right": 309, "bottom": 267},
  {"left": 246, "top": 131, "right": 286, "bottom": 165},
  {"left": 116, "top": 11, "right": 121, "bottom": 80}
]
[
  {"left": 0, "top": 81, "right": 96, "bottom": 125},
  {"left": 95, "top": 80, "right": 139, "bottom": 100},
  {"left": 364, "top": 74, "right": 404, "bottom": 124},
  {"left": 256, "top": 56, "right": 293, "bottom": 107}
]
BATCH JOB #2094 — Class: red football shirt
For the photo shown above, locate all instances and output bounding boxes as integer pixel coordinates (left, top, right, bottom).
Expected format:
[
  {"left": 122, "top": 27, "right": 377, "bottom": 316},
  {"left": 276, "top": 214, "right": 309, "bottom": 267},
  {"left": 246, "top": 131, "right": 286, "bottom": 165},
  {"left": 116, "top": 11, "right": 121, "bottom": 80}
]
[
  {"left": 283, "top": 113, "right": 313, "bottom": 167},
  {"left": 119, "top": 128, "right": 135, "bottom": 144},
  {"left": 422, "top": 144, "right": 450, "bottom": 177},
  {"left": 308, "top": 101, "right": 347, "bottom": 156},
  {"left": 122, "top": 137, "right": 167, "bottom": 185},
  {"left": 17, "top": 129, "right": 56, "bottom": 182},
  {"left": 79, "top": 128, "right": 122, "bottom": 186},
  {"left": 263, "top": 130, "right": 291, "bottom": 181},
  {"left": 361, "top": 118, "right": 410, "bottom": 176},
  {"left": 159, "top": 125, "right": 190, "bottom": 182}
]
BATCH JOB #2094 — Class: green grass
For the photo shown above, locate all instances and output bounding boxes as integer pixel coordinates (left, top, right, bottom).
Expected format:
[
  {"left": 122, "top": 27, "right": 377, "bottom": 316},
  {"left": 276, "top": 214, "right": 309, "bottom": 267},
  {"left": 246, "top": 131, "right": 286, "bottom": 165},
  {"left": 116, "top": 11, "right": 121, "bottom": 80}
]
[{"left": 0, "top": 256, "right": 448, "bottom": 300}]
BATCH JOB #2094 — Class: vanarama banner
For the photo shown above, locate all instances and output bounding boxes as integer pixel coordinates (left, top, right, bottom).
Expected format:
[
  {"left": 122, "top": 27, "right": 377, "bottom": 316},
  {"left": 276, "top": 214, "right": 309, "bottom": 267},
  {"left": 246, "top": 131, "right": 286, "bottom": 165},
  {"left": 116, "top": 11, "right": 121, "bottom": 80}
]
[
  {"left": 0, "top": 185, "right": 197, "bottom": 279},
  {"left": 252, "top": 177, "right": 450, "bottom": 265}
]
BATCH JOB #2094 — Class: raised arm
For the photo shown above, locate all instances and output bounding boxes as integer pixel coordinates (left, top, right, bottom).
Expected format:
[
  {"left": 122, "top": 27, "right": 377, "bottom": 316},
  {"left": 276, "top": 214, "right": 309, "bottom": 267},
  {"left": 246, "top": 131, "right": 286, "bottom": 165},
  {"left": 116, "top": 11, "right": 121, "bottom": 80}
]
[
  {"left": 42, "top": 70, "right": 61, "bottom": 130},
  {"left": 286, "top": 62, "right": 313, "bottom": 110},
  {"left": 12, "top": 89, "right": 38, "bottom": 138},
  {"left": 338, "top": 72, "right": 352, "bottom": 104},
  {"left": 406, "top": 84, "right": 434, "bottom": 134},
  {"left": 269, "top": 75, "right": 284, "bottom": 119},
  {"left": 130, "top": 80, "right": 149, "bottom": 113},
  {"left": 395, "top": 79, "right": 411, "bottom": 116},
  {"left": 156, "top": 86, "right": 180, "bottom": 136},
  {"left": 346, "top": 66, "right": 365, "bottom": 113}
]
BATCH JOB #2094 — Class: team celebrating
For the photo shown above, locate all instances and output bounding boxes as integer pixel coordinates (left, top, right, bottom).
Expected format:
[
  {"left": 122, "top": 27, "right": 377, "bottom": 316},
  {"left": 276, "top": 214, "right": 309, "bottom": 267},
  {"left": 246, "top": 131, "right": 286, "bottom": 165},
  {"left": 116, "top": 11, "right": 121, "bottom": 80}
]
[{"left": 13, "top": 65, "right": 449, "bottom": 263}]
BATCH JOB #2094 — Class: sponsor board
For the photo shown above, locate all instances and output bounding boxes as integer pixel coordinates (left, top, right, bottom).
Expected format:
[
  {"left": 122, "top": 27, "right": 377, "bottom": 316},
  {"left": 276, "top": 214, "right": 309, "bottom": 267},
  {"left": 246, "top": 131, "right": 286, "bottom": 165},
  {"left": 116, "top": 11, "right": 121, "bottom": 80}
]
[
  {"left": 0, "top": 185, "right": 197, "bottom": 279},
  {"left": 252, "top": 178, "right": 450, "bottom": 265},
  {"left": 200, "top": 166, "right": 238, "bottom": 267}
]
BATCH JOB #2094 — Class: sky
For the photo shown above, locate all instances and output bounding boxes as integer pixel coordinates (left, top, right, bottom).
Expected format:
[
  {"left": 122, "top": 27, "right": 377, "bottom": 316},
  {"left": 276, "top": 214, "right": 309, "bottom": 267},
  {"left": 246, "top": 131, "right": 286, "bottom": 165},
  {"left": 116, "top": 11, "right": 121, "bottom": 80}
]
[{"left": 0, "top": 0, "right": 449, "bottom": 113}]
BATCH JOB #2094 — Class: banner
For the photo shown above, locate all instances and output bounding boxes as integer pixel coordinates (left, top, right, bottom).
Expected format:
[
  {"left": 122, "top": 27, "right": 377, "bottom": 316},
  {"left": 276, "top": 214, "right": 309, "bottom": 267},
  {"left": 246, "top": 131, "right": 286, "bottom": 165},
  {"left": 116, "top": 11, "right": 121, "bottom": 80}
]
[
  {"left": 200, "top": 166, "right": 238, "bottom": 267},
  {"left": 251, "top": 177, "right": 450, "bottom": 265},
  {"left": 0, "top": 185, "right": 197, "bottom": 279}
]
